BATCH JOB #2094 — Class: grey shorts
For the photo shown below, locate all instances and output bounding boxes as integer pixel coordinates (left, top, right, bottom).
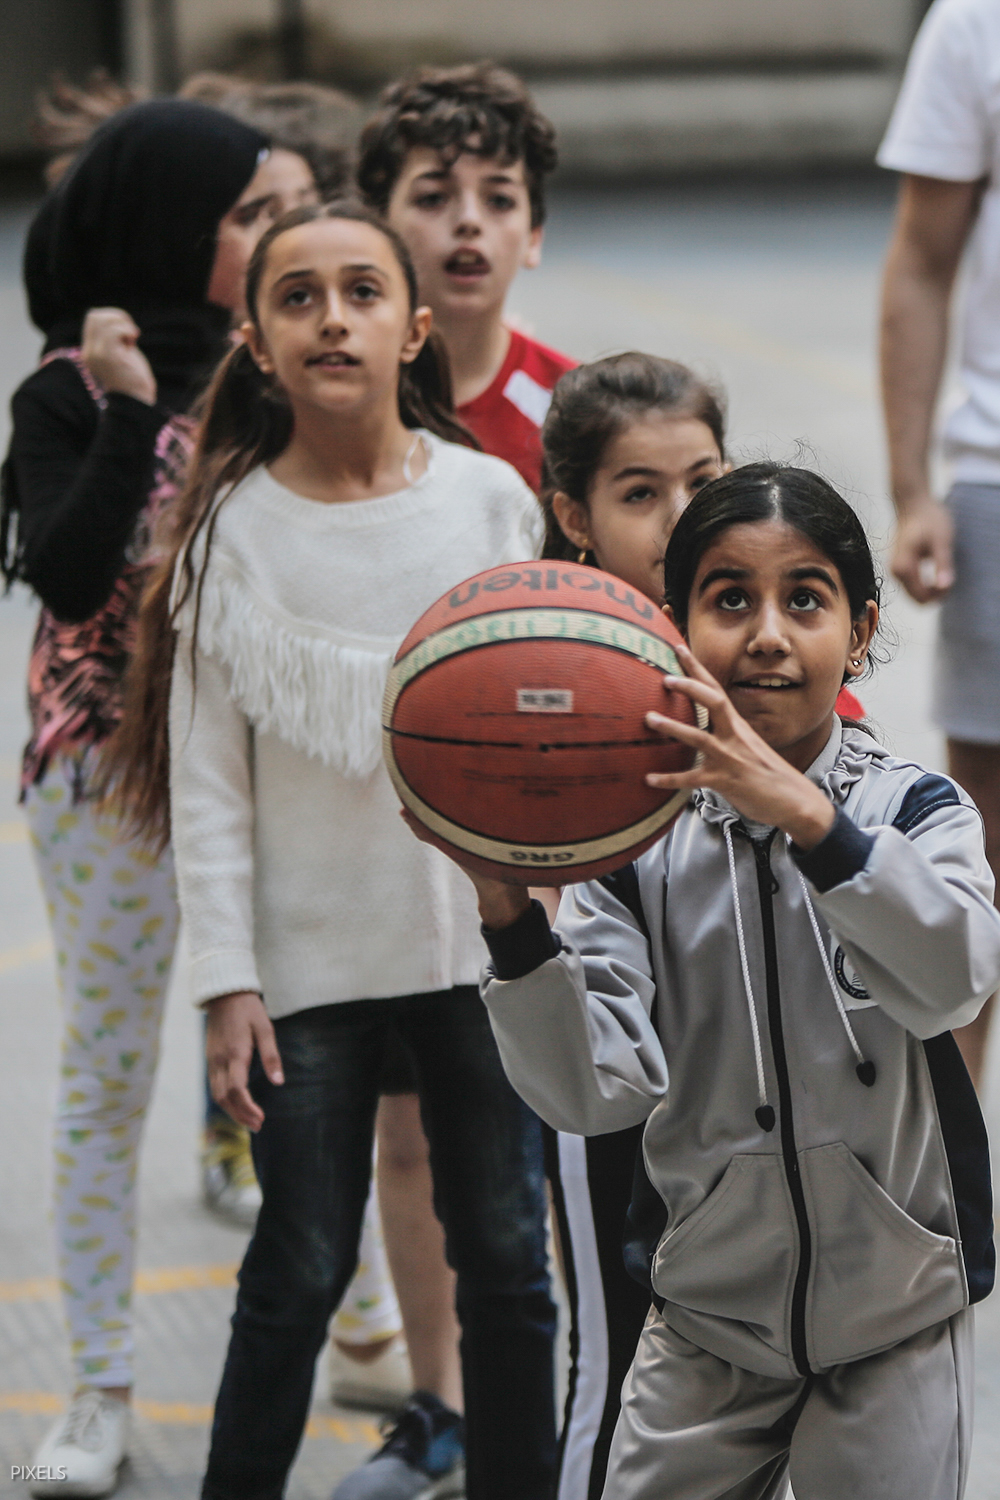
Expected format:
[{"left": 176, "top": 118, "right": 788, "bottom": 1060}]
[{"left": 934, "top": 481, "right": 1000, "bottom": 744}]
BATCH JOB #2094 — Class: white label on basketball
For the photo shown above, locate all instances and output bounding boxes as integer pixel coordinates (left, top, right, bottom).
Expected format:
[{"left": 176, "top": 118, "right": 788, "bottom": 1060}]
[{"left": 517, "top": 688, "right": 573, "bottom": 713}]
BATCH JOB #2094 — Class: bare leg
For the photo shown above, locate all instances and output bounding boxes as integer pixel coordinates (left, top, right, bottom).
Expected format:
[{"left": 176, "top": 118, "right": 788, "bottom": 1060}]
[
  {"left": 329, "top": 1176, "right": 404, "bottom": 1370},
  {"left": 947, "top": 739, "right": 1000, "bottom": 1088},
  {"left": 333, "top": 1333, "right": 397, "bottom": 1363},
  {"left": 377, "top": 1093, "right": 464, "bottom": 1413}
]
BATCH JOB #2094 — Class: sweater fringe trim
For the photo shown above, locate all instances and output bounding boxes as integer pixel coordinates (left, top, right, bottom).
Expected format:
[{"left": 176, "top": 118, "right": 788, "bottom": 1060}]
[{"left": 192, "top": 564, "right": 393, "bottom": 778}]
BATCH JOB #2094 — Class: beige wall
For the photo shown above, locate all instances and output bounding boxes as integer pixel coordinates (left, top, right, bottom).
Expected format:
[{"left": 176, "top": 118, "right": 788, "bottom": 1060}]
[
  {"left": 2, "top": 0, "right": 926, "bottom": 166},
  {"left": 1, "top": 0, "right": 117, "bottom": 155},
  {"left": 175, "top": 0, "right": 920, "bottom": 71}
]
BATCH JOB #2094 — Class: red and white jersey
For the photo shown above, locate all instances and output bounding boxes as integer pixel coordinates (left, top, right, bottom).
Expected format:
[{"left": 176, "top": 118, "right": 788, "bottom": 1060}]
[
  {"left": 457, "top": 327, "right": 576, "bottom": 492},
  {"left": 836, "top": 686, "right": 865, "bottom": 720}
]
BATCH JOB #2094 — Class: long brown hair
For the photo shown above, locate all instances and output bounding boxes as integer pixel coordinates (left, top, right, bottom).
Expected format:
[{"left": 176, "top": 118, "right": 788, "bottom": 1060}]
[{"left": 102, "top": 199, "right": 477, "bottom": 848}]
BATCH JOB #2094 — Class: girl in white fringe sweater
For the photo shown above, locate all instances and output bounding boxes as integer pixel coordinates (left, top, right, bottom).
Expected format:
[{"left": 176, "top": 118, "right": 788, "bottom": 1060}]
[{"left": 110, "top": 202, "right": 558, "bottom": 1500}]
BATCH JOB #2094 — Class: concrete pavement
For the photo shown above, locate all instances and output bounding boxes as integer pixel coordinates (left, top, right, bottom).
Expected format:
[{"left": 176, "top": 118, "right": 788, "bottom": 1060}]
[{"left": 1, "top": 174, "right": 999, "bottom": 1496}]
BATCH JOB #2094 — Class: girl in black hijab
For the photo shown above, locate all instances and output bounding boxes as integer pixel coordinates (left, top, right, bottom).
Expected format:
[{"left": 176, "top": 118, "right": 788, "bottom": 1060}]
[{"left": 2, "top": 99, "right": 275, "bottom": 1500}]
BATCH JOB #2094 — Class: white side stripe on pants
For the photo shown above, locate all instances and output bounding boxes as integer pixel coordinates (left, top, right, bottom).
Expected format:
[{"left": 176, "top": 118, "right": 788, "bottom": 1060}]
[{"left": 557, "top": 1131, "right": 609, "bottom": 1500}]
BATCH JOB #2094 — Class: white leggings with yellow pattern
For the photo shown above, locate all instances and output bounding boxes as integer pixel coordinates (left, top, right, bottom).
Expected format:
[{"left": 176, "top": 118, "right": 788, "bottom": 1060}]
[{"left": 25, "top": 755, "right": 179, "bottom": 1389}]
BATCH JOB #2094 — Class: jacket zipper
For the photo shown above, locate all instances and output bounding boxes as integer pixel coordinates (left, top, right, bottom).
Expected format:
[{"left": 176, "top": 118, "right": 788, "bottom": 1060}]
[{"left": 750, "top": 831, "right": 813, "bottom": 1378}]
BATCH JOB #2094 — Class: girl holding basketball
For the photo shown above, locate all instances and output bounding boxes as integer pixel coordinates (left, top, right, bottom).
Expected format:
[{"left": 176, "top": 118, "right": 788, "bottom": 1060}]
[
  {"left": 423, "top": 462, "right": 1000, "bottom": 1499},
  {"left": 532, "top": 352, "right": 729, "bottom": 1500},
  {"left": 109, "top": 201, "right": 558, "bottom": 1500},
  {"left": 534, "top": 352, "right": 876, "bottom": 1500}
]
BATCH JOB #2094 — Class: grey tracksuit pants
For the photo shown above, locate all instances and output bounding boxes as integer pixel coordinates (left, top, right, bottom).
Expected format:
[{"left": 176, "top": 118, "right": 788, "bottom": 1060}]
[{"left": 603, "top": 1305, "right": 974, "bottom": 1500}]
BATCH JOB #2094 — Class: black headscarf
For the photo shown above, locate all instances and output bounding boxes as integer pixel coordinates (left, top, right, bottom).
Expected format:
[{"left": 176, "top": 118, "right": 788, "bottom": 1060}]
[{"left": 27, "top": 99, "right": 268, "bottom": 411}]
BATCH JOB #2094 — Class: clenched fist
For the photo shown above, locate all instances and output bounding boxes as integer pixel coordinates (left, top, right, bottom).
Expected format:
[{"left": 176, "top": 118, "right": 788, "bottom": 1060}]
[
  {"left": 890, "top": 499, "right": 955, "bottom": 604},
  {"left": 81, "top": 307, "right": 157, "bottom": 406}
]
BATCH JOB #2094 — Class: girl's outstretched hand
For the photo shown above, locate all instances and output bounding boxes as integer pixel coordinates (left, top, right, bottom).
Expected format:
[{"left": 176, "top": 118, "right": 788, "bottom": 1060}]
[
  {"left": 205, "top": 989, "right": 284, "bottom": 1132},
  {"left": 399, "top": 808, "right": 530, "bottom": 930},
  {"left": 645, "top": 641, "right": 836, "bottom": 850}
]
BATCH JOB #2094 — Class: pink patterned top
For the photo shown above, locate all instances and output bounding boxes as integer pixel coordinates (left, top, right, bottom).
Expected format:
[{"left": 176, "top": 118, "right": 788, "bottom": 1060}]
[{"left": 21, "top": 350, "right": 195, "bottom": 798}]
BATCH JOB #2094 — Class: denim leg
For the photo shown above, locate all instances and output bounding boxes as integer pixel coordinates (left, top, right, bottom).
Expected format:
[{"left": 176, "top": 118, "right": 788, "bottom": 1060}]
[
  {"left": 202, "top": 1003, "right": 384, "bottom": 1500},
  {"left": 399, "top": 987, "right": 558, "bottom": 1500}
]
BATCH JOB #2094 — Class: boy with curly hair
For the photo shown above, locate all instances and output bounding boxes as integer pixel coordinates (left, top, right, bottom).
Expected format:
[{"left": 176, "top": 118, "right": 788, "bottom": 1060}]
[{"left": 358, "top": 62, "right": 575, "bottom": 492}]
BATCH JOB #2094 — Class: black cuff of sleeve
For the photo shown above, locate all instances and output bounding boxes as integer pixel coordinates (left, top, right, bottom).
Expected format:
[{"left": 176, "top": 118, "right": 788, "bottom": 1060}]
[
  {"left": 791, "top": 806, "right": 875, "bottom": 893},
  {"left": 104, "top": 390, "right": 170, "bottom": 433},
  {"left": 483, "top": 899, "right": 560, "bottom": 981}
]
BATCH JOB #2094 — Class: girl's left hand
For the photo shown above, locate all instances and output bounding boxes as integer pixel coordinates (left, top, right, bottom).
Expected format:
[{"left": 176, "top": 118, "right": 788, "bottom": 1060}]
[
  {"left": 645, "top": 641, "right": 835, "bottom": 851},
  {"left": 82, "top": 307, "right": 157, "bottom": 405}
]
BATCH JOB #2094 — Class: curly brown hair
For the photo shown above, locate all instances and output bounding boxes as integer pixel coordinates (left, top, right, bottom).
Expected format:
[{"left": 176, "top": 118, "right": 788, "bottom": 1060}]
[
  {"left": 180, "top": 74, "right": 360, "bottom": 198},
  {"left": 34, "top": 70, "right": 146, "bottom": 186},
  {"left": 356, "top": 61, "right": 557, "bottom": 228}
]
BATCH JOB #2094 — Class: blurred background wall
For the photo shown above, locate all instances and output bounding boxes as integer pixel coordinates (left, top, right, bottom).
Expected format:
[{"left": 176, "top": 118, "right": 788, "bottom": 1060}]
[{"left": 2, "top": 0, "right": 933, "bottom": 174}]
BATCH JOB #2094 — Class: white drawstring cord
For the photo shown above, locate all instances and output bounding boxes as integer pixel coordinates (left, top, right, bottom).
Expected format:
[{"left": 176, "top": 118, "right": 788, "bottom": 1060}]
[
  {"left": 794, "top": 866, "right": 876, "bottom": 1086},
  {"left": 724, "top": 824, "right": 775, "bottom": 1130}
]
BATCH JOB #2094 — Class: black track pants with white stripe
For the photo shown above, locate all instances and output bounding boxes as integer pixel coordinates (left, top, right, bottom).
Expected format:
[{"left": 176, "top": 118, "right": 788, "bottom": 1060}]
[{"left": 544, "top": 1123, "right": 652, "bottom": 1500}]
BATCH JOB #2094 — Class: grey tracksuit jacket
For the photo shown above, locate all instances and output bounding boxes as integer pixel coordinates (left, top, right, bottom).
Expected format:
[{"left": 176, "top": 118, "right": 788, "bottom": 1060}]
[{"left": 481, "top": 724, "right": 1000, "bottom": 1381}]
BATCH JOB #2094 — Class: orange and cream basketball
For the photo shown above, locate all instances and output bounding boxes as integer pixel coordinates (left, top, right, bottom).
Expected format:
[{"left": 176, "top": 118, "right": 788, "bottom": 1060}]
[{"left": 383, "top": 562, "right": 705, "bottom": 884}]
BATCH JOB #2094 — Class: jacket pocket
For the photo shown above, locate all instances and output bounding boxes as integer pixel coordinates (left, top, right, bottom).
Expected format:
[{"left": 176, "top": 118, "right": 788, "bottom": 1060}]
[
  {"left": 652, "top": 1153, "right": 797, "bottom": 1360},
  {"left": 800, "top": 1141, "right": 967, "bottom": 1369}
]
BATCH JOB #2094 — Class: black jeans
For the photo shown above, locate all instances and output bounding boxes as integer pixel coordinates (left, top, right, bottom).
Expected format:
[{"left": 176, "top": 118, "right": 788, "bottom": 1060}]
[{"left": 201, "top": 986, "right": 557, "bottom": 1500}]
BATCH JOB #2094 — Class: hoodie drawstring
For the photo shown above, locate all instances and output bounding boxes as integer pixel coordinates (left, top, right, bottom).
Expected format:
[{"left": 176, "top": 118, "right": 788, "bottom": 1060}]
[
  {"left": 723, "top": 824, "right": 776, "bottom": 1131},
  {"left": 724, "top": 824, "right": 877, "bottom": 1132},
  {"left": 794, "top": 868, "right": 877, "bottom": 1087}
]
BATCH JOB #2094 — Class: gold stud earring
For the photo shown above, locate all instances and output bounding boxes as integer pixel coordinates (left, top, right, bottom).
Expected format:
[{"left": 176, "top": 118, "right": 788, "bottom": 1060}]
[{"left": 577, "top": 548, "right": 589, "bottom": 564}]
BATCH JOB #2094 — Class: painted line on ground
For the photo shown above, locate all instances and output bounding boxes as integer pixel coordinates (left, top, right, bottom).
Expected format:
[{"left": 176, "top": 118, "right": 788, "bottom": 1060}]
[
  {"left": 0, "top": 1262, "right": 241, "bottom": 1302},
  {"left": 0, "top": 1393, "right": 380, "bottom": 1443},
  {"left": 0, "top": 937, "right": 52, "bottom": 977}
]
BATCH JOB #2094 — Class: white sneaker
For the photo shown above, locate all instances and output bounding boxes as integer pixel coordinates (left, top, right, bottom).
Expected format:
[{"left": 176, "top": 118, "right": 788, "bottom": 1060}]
[
  {"left": 327, "top": 1335, "right": 413, "bottom": 1414},
  {"left": 29, "top": 1390, "right": 129, "bottom": 1497},
  {"left": 201, "top": 1121, "right": 262, "bottom": 1228}
]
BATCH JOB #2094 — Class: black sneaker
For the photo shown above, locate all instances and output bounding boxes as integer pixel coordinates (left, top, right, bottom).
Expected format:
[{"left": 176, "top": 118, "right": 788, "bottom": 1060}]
[{"left": 330, "top": 1391, "right": 465, "bottom": 1500}]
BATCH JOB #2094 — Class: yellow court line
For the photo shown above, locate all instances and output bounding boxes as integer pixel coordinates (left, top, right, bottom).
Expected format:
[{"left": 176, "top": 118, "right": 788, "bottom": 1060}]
[
  {"left": 0, "top": 1263, "right": 240, "bottom": 1303},
  {"left": 0, "top": 819, "right": 28, "bottom": 844},
  {"left": 0, "top": 1393, "right": 379, "bottom": 1443},
  {"left": 0, "top": 937, "right": 52, "bottom": 977},
  {"left": 135, "top": 1263, "right": 239, "bottom": 1295}
]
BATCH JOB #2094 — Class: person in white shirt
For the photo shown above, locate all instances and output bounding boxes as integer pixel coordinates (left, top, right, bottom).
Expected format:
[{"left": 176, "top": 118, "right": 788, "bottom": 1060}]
[
  {"left": 878, "top": 0, "right": 1000, "bottom": 1086},
  {"left": 107, "top": 200, "right": 557, "bottom": 1500}
]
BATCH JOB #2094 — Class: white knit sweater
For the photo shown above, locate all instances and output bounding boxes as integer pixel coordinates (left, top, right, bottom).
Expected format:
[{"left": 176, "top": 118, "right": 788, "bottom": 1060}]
[{"left": 169, "top": 433, "right": 543, "bottom": 1017}]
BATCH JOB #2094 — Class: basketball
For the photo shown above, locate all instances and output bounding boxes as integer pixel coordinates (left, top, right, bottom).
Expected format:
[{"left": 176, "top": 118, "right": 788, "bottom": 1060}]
[{"left": 382, "top": 562, "right": 706, "bottom": 884}]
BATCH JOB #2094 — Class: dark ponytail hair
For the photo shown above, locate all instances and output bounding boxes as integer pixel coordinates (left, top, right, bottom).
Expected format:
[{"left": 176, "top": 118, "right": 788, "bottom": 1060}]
[
  {"left": 539, "top": 352, "right": 726, "bottom": 561},
  {"left": 102, "top": 198, "right": 477, "bottom": 847},
  {"left": 663, "top": 461, "right": 884, "bottom": 676}
]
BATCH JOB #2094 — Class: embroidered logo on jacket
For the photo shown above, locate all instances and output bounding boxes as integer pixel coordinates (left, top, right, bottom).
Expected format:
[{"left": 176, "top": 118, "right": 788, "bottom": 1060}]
[{"left": 834, "top": 946, "right": 871, "bottom": 1001}]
